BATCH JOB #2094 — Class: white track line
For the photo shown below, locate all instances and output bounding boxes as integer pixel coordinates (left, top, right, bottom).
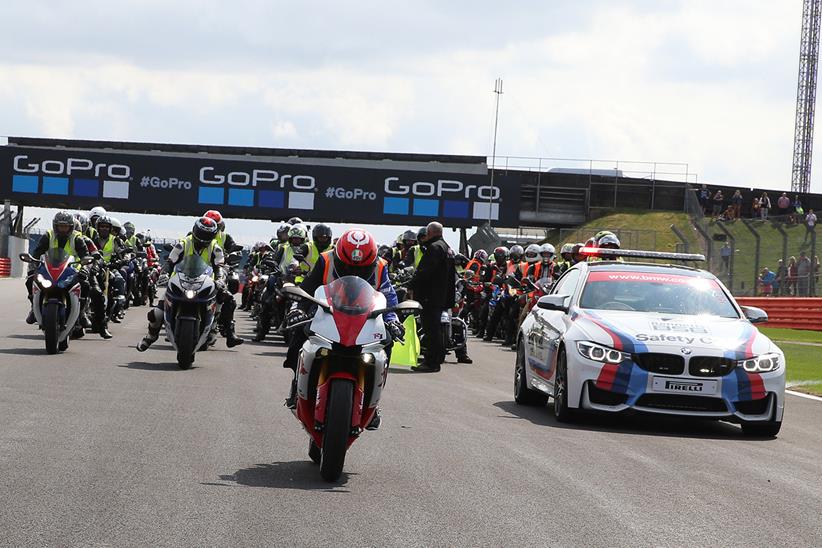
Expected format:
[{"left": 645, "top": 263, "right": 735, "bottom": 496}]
[{"left": 786, "top": 389, "right": 822, "bottom": 403}]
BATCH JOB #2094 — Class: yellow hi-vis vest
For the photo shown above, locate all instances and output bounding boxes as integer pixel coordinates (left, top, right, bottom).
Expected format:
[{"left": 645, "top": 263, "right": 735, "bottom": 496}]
[{"left": 47, "top": 229, "right": 78, "bottom": 256}]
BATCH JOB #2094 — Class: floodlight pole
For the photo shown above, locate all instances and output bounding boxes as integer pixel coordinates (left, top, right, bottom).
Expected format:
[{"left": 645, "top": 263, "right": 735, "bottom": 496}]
[{"left": 488, "top": 78, "right": 503, "bottom": 227}]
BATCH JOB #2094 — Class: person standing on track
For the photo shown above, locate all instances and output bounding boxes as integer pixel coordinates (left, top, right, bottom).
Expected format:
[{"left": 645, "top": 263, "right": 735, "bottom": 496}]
[{"left": 408, "top": 221, "right": 455, "bottom": 372}]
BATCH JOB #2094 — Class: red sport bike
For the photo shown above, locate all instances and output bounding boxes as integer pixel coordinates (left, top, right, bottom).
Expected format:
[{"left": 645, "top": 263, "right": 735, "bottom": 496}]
[{"left": 284, "top": 276, "right": 419, "bottom": 481}]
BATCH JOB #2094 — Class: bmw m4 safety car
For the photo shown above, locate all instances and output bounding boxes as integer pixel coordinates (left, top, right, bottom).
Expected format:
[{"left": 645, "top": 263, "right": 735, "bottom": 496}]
[{"left": 515, "top": 248, "right": 785, "bottom": 437}]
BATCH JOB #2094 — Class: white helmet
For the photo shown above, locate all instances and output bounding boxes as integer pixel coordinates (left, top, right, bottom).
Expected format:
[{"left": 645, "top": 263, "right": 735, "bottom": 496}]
[
  {"left": 89, "top": 206, "right": 107, "bottom": 226},
  {"left": 525, "top": 244, "right": 541, "bottom": 263},
  {"left": 539, "top": 243, "right": 555, "bottom": 262}
]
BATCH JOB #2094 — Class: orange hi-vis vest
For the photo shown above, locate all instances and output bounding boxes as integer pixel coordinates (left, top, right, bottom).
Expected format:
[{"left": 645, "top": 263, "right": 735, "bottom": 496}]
[{"left": 320, "top": 250, "right": 387, "bottom": 289}]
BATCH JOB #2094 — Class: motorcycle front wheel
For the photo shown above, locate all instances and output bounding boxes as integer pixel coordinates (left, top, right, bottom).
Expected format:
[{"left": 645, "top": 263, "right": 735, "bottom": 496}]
[
  {"left": 320, "top": 379, "right": 353, "bottom": 482},
  {"left": 176, "top": 319, "right": 197, "bottom": 370},
  {"left": 43, "top": 301, "right": 60, "bottom": 355}
]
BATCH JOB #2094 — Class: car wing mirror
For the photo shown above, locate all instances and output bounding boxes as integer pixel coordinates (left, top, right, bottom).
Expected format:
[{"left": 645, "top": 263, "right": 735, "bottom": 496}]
[
  {"left": 536, "top": 294, "right": 569, "bottom": 312},
  {"left": 741, "top": 305, "right": 768, "bottom": 324}
]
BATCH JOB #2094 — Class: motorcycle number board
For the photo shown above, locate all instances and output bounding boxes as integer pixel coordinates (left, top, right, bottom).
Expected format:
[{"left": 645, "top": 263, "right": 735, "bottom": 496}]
[{"left": 651, "top": 376, "right": 718, "bottom": 396}]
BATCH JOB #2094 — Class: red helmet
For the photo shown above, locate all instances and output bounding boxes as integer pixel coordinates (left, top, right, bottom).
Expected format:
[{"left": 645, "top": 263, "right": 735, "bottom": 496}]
[
  {"left": 203, "top": 210, "right": 225, "bottom": 231},
  {"left": 334, "top": 228, "right": 378, "bottom": 278}
]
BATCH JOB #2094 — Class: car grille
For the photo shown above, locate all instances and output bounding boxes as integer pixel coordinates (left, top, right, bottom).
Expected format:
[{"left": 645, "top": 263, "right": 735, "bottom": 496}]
[
  {"left": 689, "top": 356, "right": 736, "bottom": 377},
  {"left": 587, "top": 382, "right": 629, "bottom": 406},
  {"left": 635, "top": 394, "right": 728, "bottom": 413},
  {"left": 632, "top": 353, "right": 685, "bottom": 375}
]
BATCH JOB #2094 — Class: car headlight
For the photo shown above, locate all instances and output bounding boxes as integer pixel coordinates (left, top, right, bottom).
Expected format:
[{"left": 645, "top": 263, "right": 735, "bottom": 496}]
[
  {"left": 738, "top": 353, "right": 780, "bottom": 373},
  {"left": 577, "top": 341, "right": 630, "bottom": 364},
  {"left": 37, "top": 274, "right": 52, "bottom": 289}
]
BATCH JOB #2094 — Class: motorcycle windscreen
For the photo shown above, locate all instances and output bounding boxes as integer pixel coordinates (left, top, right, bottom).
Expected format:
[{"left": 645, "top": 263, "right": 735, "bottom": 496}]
[
  {"left": 43, "top": 247, "right": 74, "bottom": 282},
  {"left": 175, "top": 254, "right": 213, "bottom": 281},
  {"left": 319, "top": 275, "right": 386, "bottom": 347}
]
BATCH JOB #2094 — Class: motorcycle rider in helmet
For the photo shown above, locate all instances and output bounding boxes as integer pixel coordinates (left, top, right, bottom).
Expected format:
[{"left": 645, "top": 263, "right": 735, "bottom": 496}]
[
  {"left": 282, "top": 228, "right": 405, "bottom": 429},
  {"left": 25, "top": 212, "right": 91, "bottom": 328},
  {"left": 271, "top": 223, "right": 290, "bottom": 251},
  {"left": 307, "top": 223, "right": 333, "bottom": 269},
  {"left": 202, "top": 210, "right": 244, "bottom": 347},
  {"left": 87, "top": 206, "right": 107, "bottom": 238},
  {"left": 403, "top": 227, "right": 427, "bottom": 269},
  {"left": 476, "top": 246, "right": 508, "bottom": 339},
  {"left": 556, "top": 243, "right": 575, "bottom": 276},
  {"left": 591, "top": 233, "right": 622, "bottom": 261},
  {"left": 485, "top": 244, "right": 528, "bottom": 346},
  {"left": 93, "top": 216, "right": 126, "bottom": 335},
  {"left": 273, "top": 225, "right": 310, "bottom": 277},
  {"left": 137, "top": 216, "right": 229, "bottom": 351},
  {"left": 464, "top": 249, "right": 487, "bottom": 283}
]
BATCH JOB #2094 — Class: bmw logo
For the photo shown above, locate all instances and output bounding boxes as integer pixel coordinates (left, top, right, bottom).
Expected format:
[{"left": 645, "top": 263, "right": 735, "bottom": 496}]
[{"left": 680, "top": 347, "right": 692, "bottom": 355}]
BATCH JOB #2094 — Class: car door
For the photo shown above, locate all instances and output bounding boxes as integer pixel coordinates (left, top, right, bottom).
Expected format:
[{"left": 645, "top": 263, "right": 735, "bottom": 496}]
[{"left": 527, "top": 268, "right": 582, "bottom": 384}]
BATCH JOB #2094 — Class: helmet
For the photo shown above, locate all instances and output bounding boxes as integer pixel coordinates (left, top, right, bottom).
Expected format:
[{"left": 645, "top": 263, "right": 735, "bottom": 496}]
[
  {"left": 473, "top": 249, "right": 489, "bottom": 262},
  {"left": 123, "top": 221, "right": 136, "bottom": 238},
  {"left": 287, "top": 226, "right": 308, "bottom": 246},
  {"left": 493, "top": 246, "right": 509, "bottom": 264},
  {"left": 334, "top": 229, "right": 378, "bottom": 278},
  {"left": 597, "top": 233, "right": 621, "bottom": 249},
  {"left": 524, "top": 244, "right": 541, "bottom": 263},
  {"left": 378, "top": 244, "right": 393, "bottom": 261},
  {"left": 89, "top": 206, "right": 107, "bottom": 226},
  {"left": 560, "top": 243, "right": 575, "bottom": 258},
  {"left": 312, "top": 223, "right": 333, "bottom": 244},
  {"left": 416, "top": 227, "right": 427, "bottom": 243},
  {"left": 192, "top": 216, "right": 219, "bottom": 247},
  {"left": 401, "top": 229, "right": 417, "bottom": 244},
  {"left": 204, "top": 210, "right": 225, "bottom": 232},
  {"left": 584, "top": 237, "right": 597, "bottom": 249},
  {"left": 276, "top": 223, "right": 290, "bottom": 242},
  {"left": 73, "top": 218, "right": 82, "bottom": 232},
  {"left": 73, "top": 212, "right": 89, "bottom": 233},
  {"left": 110, "top": 218, "right": 123, "bottom": 236},
  {"left": 594, "top": 230, "right": 616, "bottom": 241},
  {"left": 96, "top": 216, "right": 113, "bottom": 236},
  {"left": 509, "top": 245, "right": 524, "bottom": 262},
  {"left": 539, "top": 243, "right": 555, "bottom": 263},
  {"left": 454, "top": 253, "right": 469, "bottom": 268},
  {"left": 53, "top": 211, "right": 74, "bottom": 237},
  {"left": 287, "top": 217, "right": 303, "bottom": 226},
  {"left": 135, "top": 232, "right": 146, "bottom": 244},
  {"left": 572, "top": 243, "right": 586, "bottom": 261}
]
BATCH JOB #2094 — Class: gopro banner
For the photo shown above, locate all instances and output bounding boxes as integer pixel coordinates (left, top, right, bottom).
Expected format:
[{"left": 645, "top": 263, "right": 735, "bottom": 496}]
[{"left": 0, "top": 146, "right": 520, "bottom": 227}]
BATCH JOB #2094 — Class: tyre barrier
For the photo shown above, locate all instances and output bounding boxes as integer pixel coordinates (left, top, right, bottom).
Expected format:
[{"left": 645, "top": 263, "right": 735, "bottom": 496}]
[
  {"left": 0, "top": 257, "right": 10, "bottom": 278},
  {"left": 736, "top": 297, "right": 822, "bottom": 331}
]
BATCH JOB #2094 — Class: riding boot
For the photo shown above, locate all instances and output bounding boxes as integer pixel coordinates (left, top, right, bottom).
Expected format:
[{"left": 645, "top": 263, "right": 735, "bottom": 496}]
[
  {"left": 98, "top": 319, "right": 113, "bottom": 339},
  {"left": 285, "top": 377, "right": 298, "bottom": 409},
  {"left": 137, "top": 324, "right": 160, "bottom": 351},
  {"left": 26, "top": 308, "right": 37, "bottom": 325},
  {"left": 224, "top": 321, "right": 245, "bottom": 348}
]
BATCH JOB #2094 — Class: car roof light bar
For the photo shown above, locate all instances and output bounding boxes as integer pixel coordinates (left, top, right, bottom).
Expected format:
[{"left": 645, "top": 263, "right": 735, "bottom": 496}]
[{"left": 579, "top": 247, "right": 706, "bottom": 262}]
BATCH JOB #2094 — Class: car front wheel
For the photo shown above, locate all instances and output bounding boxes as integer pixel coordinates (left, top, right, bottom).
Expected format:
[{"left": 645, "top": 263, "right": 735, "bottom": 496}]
[{"left": 553, "top": 349, "right": 575, "bottom": 422}]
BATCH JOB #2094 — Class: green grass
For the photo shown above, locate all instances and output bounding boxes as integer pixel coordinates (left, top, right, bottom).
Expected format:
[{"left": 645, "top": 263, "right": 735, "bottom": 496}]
[{"left": 760, "top": 327, "right": 822, "bottom": 344}]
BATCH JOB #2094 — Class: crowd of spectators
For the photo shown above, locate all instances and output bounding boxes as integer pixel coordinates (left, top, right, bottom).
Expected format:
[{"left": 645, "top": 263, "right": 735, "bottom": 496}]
[
  {"left": 758, "top": 253, "right": 820, "bottom": 296},
  {"left": 698, "top": 185, "right": 809, "bottom": 224}
]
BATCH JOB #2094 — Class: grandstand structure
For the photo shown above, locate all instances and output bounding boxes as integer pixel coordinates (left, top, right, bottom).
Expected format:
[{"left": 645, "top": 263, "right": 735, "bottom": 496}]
[{"left": 792, "top": 0, "right": 822, "bottom": 194}]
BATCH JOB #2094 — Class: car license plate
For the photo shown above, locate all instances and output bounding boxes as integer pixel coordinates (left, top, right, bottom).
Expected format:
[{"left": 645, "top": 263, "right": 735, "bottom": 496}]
[{"left": 651, "top": 376, "right": 718, "bottom": 395}]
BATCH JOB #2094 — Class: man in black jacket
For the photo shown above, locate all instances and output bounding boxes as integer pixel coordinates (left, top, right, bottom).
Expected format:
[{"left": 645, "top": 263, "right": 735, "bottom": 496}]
[{"left": 409, "top": 222, "right": 455, "bottom": 372}]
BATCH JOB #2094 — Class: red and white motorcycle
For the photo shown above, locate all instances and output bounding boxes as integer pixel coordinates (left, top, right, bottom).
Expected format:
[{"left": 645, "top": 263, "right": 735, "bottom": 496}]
[{"left": 284, "top": 276, "right": 420, "bottom": 481}]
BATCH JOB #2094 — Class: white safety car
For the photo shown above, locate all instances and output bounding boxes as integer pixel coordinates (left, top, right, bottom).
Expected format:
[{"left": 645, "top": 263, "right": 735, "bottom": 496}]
[{"left": 515, "top": 248, "right": 785, "bottom": 437}]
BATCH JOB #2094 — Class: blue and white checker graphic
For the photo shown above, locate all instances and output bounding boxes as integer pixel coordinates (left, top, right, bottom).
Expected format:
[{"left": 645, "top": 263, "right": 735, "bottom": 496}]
[
  {"left": 382, "top": 197, "right": 499, "bottom": 221},
  {"left": 196, "top": 186, "right": 315, "bottom": 210},
  {"left": 10, "top": 174, "right": 127, "bottom": 199}
]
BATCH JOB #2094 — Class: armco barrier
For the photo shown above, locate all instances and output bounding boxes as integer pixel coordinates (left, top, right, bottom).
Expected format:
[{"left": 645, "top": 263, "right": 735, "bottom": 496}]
[{"left": 736, "top": 297, "right": 822, "bottom": 331}]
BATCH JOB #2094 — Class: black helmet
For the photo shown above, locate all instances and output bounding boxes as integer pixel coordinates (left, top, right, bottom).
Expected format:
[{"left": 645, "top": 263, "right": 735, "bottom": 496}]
[
  {"left": 276, "top": 223, "right": 290, "bottom": 242},
  {"left": 192, "top": 216, "right": 219, "bottom": 247},
  {"left": 312, "top": 223, "right": 332, "bottom": 243},
  {"left": 454, "top": 253, "right": 469, "bottom": 268},
  {"left": 402, "top": 229, "right": 417, "bottom": 243},
  {"left": 53, "top": 211, "right": 74, "bottom": 237},
  {"left": 287, "top": 217, "right": 303, "bottom": 226},
  {"left": 123, "top": 221, "right": 136, "bottom": 238},
  {"left": 417, "top": 227, "right": 427, "bottom": 242},
  {"left": 378, "top": 244, "right": 393, "bottom": 261},
  {"left": 493, "top": 246, "right": 509, "bottom": 264},
  {"left": 73, "top": 212, "right": 89, "bottom": 233},
  {"left": 96, "top": 215, "right": 113, "bottom": 236}
]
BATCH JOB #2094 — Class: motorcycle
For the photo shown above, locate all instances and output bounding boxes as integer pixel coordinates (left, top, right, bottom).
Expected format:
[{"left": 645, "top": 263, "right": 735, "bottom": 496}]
[
  {"left": 21, "top": 250, "right": 94, "bottom": 354},
  {"left": 162, "top": 254, "right": 218, "bottom": 369},
  {"left": 283, "top": 276, "right": 420, "bottom": 481}
]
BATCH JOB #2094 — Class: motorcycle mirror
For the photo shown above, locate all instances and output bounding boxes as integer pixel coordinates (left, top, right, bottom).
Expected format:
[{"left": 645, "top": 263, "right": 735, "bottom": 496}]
[
  {"left": 163, "top": 243, "right": 174, "bottom": 252},
  {"left": 394, "top": 299, "right": 422, "bottom": 311},
  {"left": 81, "top": 256, "right": 96, "bottom": 265},
  {"left": 282, "top": 285, "right": 311, "bottom": 300},
  {"left": 225, "top": 253, "right": 242, "bottom": 265},
  {"left": 19, "top": 253, "right": 34, "bottom": 263}
]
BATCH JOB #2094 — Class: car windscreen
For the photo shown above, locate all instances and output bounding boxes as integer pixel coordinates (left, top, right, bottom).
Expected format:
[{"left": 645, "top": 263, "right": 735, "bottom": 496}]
[{"left": 579, "top": 271, "right": 739, "bottom": 318}]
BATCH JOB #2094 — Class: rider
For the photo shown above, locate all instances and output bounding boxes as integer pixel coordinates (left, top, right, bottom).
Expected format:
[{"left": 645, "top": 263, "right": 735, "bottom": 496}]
[
  {"left": 556, "top": 243, "right": 575, "bottom": 276},
  {"left": 203, "top": 210, "right": 244, "bottom": 347},
  {"left": 591, "top": 233, "right": 622, "bottom": 261},
  {"left": 306, "top": 223, "right": 333, "bottom": 269},
  {"left": 404, "top": 227, "right": 427, "bottom": 268},
  {"left": 93, "top": 216, "right": 125, "bottom": 336},
  {"left": 465, "top": 250, "right": 487, "bottom": 283},
  {"left": 476, "top": 246, "right": 508, "bottom": 339},
  {"left": 271, "top": 223, "right": 290, "bottom": 251},
  {"left": 282, "top": 228, "right": 405, "bottom": 425},
  {"left": 274, "top": 225, "right": 310, "bottom": 277},
  {"left": 396, "top": 229, "right": 417, "bottom": 271},
  {"left": 25, "top": 211, "right": 91, "bottom": 324},
  {"left": 87, "top": 206, "right": 107, "bottom": 239},
  {"left": 136, "top": 216, "right": 227, "bottom": 351},
  {"left": 486, "top": 245, "right": 528, "bottom": 346}
]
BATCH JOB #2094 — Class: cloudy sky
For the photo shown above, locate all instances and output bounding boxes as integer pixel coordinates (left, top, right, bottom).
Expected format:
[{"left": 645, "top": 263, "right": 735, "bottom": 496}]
[{"left": 0, "top": 0, "right": 808, "bottom": 242}]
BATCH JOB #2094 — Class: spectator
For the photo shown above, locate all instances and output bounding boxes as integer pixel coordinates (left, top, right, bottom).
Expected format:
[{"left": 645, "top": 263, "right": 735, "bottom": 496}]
[
  {"left": 712, "top": 190, "right": 724, "bottom": 217},
  {"left": 751, "top": 196, "right": 761, "bottom": 219},
  {"left": 720, "top": 241, "right": 732, "bottom": 271},
  {"left": 698, "top": 185, "right": 710, "bottom": 214},
  {"left": 793, "top": 195, "right": 804, "bottom": 224},
  {"left": 759, "top": 267, "right": 776, "bottom": 296},
  {"left": 731, "top": 190, "right": 743, "bottom": 219},
  {"left": 760, "top": 192, "right": 771, "bottom": 220},
  {"left": 788, "top": 256, "right": 798, "bottom": 295},
  {"left": 804, "top": 208, "right": 817, "bottom": 243},
  {"left": 797, "top": 251, "right": 812, "bottom": 296},
  {"left": 775, "top": 259, "right": 787, "bottom": 295},
  {"left": 777, "top": 192, "right": 791, "bottom": 217}
]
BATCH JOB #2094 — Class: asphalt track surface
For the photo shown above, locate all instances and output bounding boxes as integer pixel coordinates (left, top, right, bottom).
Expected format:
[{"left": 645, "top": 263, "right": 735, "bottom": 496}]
[{"left": 1, "top": 280, "right": 821, "bottom": 547}]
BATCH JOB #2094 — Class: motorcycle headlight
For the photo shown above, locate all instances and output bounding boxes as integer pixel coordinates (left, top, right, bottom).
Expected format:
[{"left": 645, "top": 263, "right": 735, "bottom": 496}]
[
  {"left": 577, "top": 341, "right": 630, "bottom": 364},
  {"left": 37, "top": 274, "right": 52, "bottom": 289},
  {"left": 185, "top": 289, "right": 196, "bottom": 299},
  {"left": 361, "top": 353, "right": 374, "bottom": 364},
  {"left": 738, "top": 353, "right": 780, "bottom": 373}
]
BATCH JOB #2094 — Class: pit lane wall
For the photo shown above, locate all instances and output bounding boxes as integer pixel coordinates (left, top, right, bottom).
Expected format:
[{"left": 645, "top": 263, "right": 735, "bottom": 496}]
[{"left": 735, "top": 297, "right": 822, "bottom": 331}]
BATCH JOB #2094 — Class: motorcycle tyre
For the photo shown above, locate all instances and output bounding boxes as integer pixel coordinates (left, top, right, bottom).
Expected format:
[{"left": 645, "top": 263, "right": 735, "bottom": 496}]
[
  {"left": 320, "top": 380, "right": 353, "bottom": 482},
  {"left": 176, "top": 320, "right": 197, "bottom": 370},
  {"left": 308, "top": 439, "right": 321, "bottom": 464},
  {"left": 44, "top": 301, "right": 60, "bottom": 355}
]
